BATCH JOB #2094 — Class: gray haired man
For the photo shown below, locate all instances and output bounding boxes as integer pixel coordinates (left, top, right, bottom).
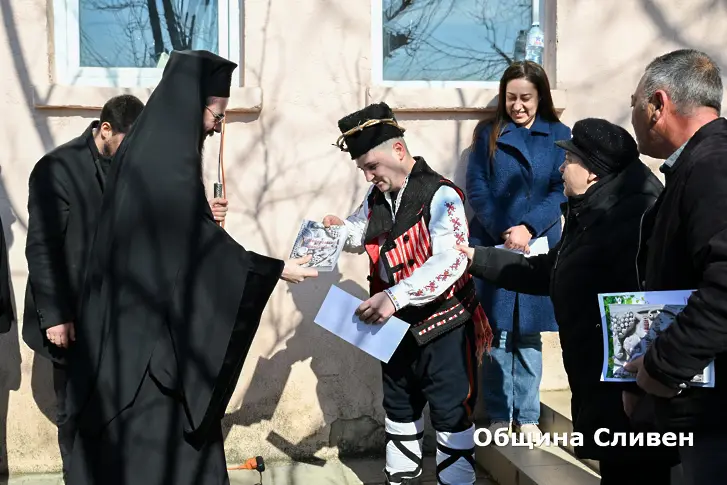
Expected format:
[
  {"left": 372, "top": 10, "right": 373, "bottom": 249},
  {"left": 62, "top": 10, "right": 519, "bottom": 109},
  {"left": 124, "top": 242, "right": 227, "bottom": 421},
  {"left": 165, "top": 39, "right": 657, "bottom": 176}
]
[{"left": 625, "top": 48, "right": 727, "bottom": 484}]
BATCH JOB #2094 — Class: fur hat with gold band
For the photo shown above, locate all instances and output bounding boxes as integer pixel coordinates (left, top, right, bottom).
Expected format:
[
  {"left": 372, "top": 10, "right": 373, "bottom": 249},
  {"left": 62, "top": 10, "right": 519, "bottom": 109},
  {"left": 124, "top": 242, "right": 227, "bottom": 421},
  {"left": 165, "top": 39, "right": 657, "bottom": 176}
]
[{"left": 335, "top": 102, "right": 406, "bottom": 159}]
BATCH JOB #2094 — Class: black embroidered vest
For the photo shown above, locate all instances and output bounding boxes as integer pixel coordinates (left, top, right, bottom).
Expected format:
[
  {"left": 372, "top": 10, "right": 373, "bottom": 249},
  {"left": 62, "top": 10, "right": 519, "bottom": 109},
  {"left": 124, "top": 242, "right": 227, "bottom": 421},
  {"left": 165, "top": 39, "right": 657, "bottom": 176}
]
[{"left": 364, "top": 157, "right": 481, "bottom": 346}]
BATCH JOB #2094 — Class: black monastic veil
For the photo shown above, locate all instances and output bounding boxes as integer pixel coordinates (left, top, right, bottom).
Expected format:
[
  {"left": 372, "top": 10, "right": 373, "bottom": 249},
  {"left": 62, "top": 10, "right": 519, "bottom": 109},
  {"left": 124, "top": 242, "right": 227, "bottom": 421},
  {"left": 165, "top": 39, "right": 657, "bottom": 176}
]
[{"left": 65, "top": 50, "right": 284, "bottom": 485}]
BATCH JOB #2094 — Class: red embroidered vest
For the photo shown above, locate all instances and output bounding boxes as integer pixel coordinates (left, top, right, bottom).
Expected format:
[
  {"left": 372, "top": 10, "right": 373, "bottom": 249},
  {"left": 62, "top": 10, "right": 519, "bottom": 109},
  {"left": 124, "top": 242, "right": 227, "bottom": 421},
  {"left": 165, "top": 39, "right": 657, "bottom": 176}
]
[{"left": 363, "top": 158, "right": 492, "bottom": 357}]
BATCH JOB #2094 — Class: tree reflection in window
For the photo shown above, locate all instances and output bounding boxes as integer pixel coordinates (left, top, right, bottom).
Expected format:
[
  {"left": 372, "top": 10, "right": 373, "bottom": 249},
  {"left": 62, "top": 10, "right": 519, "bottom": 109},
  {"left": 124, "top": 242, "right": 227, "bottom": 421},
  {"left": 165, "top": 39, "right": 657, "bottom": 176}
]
[
  {"left": 79, "top": 0, "right": 219, "bottom": 68},
  {"left": 382, "top": 0, "right": 538, "bottom": 82}
]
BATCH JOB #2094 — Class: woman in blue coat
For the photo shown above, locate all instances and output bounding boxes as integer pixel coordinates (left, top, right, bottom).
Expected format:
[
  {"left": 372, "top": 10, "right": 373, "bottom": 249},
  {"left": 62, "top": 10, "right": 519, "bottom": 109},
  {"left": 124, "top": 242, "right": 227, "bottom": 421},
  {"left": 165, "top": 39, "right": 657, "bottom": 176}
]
[{"left": 466, "top": 61, "right": 570, "bottom": 441}]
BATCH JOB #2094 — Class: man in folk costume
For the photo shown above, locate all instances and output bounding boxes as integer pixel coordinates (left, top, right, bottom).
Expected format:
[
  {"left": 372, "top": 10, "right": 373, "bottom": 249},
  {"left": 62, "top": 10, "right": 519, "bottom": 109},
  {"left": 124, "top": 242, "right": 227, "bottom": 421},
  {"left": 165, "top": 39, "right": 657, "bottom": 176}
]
[{"left": 324, "top": 102, "right": 493, "bottom": 485}]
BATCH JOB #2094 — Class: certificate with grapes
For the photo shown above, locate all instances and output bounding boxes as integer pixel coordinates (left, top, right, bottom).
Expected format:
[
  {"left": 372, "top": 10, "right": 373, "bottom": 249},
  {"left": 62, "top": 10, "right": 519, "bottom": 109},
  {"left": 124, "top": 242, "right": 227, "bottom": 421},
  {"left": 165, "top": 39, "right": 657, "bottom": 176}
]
[{"left": 597, "top": 290, "right": 715, "bottom": 387}]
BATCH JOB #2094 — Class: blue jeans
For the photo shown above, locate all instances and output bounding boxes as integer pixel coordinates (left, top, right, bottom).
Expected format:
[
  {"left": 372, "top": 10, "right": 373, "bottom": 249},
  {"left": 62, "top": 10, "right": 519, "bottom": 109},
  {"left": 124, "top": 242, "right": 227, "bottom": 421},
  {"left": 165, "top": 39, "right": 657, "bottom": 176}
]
[{"left": 481, "top": 328, "right": 543, "bottom": 425}]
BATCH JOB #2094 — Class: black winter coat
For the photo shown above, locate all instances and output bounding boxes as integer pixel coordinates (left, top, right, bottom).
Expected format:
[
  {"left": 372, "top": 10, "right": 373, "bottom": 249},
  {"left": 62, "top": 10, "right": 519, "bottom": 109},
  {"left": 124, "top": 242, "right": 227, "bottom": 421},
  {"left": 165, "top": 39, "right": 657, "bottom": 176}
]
[
  {"left": 469, "top": 161, "right": 677, "bottom": 463},
  {"left": 0, "top": 213, "right": 14, "bottom": 333},
  {"left": 639, "top": 117, "right": 727, "bottom": 432},
  {"left": 23, "top": 121, "right": 108, "bottom": 364}
]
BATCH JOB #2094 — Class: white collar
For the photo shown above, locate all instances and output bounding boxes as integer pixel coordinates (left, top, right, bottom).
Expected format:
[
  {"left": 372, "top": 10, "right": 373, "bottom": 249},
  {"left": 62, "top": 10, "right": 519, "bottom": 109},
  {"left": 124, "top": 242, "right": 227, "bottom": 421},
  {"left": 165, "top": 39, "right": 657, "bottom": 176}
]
[
  {"left": 662, "top": 140, "right": 689, "bottom": 169},
  {"left": 384, "top": 175, "right": 410, "bottom": 221}
]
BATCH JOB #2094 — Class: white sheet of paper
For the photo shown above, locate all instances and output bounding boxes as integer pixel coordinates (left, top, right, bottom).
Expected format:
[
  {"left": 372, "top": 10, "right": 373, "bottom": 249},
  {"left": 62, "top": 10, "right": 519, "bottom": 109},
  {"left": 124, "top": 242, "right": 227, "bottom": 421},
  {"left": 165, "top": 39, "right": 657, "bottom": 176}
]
[
  {"left": 495, "top": 236, "right": 549, "bottom": 258},
  {"left": 314, "top": 285, "right": 410, "bottom": 363}
]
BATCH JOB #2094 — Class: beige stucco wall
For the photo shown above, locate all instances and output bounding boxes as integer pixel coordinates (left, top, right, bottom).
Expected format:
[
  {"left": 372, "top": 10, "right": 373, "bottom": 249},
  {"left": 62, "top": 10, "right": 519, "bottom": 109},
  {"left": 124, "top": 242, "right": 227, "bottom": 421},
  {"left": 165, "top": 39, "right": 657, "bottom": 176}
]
[{"left": 0, "top": 0, "right": 726, "bottom": 474}]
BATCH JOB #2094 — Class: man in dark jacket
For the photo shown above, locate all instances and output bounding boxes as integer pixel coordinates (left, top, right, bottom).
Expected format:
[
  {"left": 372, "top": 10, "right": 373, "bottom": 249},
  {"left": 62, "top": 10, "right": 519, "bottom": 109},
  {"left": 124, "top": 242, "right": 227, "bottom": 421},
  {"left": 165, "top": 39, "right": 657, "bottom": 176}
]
[
  {"left": 0, "top": 213, "right": 14, "bottom": 335},
  {"left": 626, "top": 48, "right": 727, "bottom": 484},
  {"left": 457, "top": 119, "right": 678, "bottom": 484},
  {"left": 24, "top": 94, "right": 144, "bottom": 480},
  {"left": 23, "top": 94, "right": 230, "bottom": 481}
]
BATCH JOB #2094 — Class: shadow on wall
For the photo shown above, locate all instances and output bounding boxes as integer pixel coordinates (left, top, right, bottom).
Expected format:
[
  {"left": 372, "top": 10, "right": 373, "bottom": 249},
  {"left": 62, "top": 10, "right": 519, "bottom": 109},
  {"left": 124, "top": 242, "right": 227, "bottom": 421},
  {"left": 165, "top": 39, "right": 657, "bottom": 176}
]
[
  {"left": 3, "top": 0, "right": 105, "bottom": 460},
  {"left": 0, "top": 176, "right": 23, "bottom": 483},
  {"left": 29, "top": 355, "right": 55, "bottom": 445},
  {"left": 2, "top": 0, "right": 106, "bottom": 442},
  {"left": 221, "top": 268, "right": 387, "bottom": 470}
]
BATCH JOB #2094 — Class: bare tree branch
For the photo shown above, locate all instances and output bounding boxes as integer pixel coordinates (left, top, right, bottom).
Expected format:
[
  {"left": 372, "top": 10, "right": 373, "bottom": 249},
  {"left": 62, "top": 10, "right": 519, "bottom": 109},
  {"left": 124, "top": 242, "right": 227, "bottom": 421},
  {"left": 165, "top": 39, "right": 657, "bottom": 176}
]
[
  {"left": 381, "top": 0, "right": 532, "bottom": 81},
  {"left": 80, "top": 0, "right": 217, "bottom": 67},
  {"left": 146, "top": 0, "right": 165, "bottom": 60}
]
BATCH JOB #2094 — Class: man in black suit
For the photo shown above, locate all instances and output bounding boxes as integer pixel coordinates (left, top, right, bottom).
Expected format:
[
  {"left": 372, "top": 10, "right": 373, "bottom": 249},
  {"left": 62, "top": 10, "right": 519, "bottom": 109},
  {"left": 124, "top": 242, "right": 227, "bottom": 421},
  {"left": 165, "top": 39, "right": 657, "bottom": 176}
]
[
  {"left": 22, "top": 94, "right": 228, "bottom": 481},
  {"left": 23, "top": 95, "right": 144, "bottom": 481}
]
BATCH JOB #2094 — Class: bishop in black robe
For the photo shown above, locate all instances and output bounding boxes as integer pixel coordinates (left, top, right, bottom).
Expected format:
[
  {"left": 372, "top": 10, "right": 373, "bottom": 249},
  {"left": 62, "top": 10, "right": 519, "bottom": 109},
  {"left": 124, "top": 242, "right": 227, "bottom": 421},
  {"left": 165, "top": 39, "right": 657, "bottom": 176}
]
[{"left": 65, "top": 50, "right": 287, "bottom": 485}]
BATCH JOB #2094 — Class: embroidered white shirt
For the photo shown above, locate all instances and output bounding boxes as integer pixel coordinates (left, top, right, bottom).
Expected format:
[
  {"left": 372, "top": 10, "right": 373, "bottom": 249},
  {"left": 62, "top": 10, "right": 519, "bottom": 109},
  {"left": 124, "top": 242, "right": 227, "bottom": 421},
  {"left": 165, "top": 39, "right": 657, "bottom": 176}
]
[{"left": 342, "top": 183, "right": 469, "bottom": 310}]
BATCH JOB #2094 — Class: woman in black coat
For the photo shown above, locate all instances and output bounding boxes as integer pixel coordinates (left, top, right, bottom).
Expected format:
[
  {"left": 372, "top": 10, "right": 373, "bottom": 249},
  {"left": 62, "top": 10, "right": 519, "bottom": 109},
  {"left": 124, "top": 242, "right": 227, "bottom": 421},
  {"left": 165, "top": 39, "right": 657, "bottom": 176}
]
[{"left": 458, "top": 118, "right": 678, "bottom": 484}]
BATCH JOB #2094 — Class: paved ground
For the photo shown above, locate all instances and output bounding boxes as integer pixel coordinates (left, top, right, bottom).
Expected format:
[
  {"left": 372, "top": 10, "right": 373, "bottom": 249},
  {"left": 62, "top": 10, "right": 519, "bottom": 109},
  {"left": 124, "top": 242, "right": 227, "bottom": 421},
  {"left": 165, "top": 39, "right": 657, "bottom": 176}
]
[{"left": 1, "top": 458, "right": 494, "bottom": 484}]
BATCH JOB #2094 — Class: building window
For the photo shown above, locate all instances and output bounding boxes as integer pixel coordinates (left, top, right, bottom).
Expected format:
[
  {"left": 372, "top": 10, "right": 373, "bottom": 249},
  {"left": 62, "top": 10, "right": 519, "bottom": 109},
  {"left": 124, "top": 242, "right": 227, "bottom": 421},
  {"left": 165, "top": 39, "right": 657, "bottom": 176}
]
[
  {"left": 372, "top": 0, "right": 549, "bottom": 87},
  {"left": 52, "top": 0, "right": 241, "bottom": 87}
]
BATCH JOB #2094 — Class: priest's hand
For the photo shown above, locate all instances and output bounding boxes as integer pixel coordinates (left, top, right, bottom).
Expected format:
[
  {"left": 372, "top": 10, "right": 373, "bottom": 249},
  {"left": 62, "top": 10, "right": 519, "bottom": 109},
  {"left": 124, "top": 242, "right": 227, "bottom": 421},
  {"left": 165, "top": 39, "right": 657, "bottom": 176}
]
[
  {"left": 322, "top": 215, "right": 344, "bottom": 227},
  {"left": 46, "top": 322, "right": 75, "bottom": 348},
  {"left": 356, "top": 292, "right": 396, "bottom": 324},
  {"left": 281, "top": 254, "right": 318, "bottom": 283},
  {"left": 623, "top": 355, "right": 680, "bottom": 398},
  {"left": 208, "top": 197, "right": 228, "bottom": 222}
]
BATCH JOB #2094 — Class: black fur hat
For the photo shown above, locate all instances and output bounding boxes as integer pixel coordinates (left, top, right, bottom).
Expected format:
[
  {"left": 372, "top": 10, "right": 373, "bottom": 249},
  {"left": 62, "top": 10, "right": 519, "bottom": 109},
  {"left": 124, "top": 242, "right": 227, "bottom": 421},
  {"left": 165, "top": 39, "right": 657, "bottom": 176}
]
[{"left": 335, "top": 102, "right": 405, "bottom": 159}]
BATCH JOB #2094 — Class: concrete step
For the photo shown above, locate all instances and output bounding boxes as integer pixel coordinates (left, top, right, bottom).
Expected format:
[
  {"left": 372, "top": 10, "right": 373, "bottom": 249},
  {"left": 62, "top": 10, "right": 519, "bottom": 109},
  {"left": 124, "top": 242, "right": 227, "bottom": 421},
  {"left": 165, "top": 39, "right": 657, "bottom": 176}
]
[
  {"left": 474, "top": 418, "right": 600, "bottom": 485},
  {"left": 1, "top": 458, "right": 495, "bottom": 485},
  {"left": 540, "top": 390, "right": 687, "bottom": 485},
  {"left": 228, "top": 457, "right": 495, "bottom": 485},
  {"left": 539, "top": 389, "right": 600, "bottom": 474}
]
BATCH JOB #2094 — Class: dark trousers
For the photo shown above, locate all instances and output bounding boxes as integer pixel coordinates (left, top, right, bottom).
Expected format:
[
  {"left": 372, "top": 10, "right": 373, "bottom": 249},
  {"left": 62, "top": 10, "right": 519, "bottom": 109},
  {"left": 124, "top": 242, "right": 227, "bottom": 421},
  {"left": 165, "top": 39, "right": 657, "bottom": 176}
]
[
  {"left": 599, "top": 459, "right": 671, "bottom": 485},
  {"left": 53, "top": 363, "right": 75, "bottom": 482},
  {"left": 679, "top": 430, "right": 727, "bottom": 485},
  {"left": 382, "top": 321, "right": 478, "bottom": 432}
]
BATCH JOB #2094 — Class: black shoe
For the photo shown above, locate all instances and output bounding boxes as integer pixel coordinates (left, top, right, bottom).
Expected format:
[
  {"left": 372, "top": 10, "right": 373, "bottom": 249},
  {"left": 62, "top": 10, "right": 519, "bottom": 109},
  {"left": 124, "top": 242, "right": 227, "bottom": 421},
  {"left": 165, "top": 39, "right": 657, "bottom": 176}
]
[
  {"left": 401, "top": 478, "right": 421, "bottom": 485},
  {"left": 385, "top": 476, "right": 422, "bottom": 485}
]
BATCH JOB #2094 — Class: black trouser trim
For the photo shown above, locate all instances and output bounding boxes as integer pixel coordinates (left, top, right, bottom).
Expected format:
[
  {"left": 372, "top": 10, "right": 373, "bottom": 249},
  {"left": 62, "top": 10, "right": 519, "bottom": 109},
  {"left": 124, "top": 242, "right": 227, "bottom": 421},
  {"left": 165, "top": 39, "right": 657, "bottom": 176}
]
[
  {"left": 436, "top": 442, "right": 475, "bottom": 485},
  {"left": 385, "top": 431, "right": 424, "bottom": 483},
  {"left": 385, "top": 476, "right": 422, "bottom": 485}
]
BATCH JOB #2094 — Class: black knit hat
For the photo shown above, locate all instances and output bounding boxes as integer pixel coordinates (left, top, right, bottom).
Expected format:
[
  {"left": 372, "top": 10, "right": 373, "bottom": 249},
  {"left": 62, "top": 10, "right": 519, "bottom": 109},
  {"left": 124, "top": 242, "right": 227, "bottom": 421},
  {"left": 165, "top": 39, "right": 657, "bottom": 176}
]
[
  {"left": 335, "top": 102, "right": 406, "bottom": 159},
  {"left": 555, "top": 118, "right": 640, "bottom": 177}
]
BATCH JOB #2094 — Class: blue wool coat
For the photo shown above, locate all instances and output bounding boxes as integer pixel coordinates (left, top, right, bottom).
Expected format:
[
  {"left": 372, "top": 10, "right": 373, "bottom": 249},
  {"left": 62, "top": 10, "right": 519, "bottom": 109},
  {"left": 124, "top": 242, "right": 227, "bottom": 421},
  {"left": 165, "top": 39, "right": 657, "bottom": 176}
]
[{"left": 466, "top": 115, "right": 571, "bottom": 334}]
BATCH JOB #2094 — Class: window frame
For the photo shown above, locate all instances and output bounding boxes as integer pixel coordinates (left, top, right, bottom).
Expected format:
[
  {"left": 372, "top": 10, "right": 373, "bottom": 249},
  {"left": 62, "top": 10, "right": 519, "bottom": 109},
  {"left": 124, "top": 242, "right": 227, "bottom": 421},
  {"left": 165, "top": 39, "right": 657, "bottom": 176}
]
[
  {"left": 52, "top": 0, "right": 241, "bottom": 87},
  {"left": 370, "top": 0, "right": 552, "bottom": 89}
]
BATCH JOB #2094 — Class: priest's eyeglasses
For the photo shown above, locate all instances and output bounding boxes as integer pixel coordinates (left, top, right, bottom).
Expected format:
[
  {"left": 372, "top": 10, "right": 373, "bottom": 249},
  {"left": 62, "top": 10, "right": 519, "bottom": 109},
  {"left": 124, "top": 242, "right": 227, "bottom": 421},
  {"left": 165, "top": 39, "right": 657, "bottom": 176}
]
[
  {"left": 206, "top": 106, "right": 225, "bottom": 124},
  {"left": 334, "top": 118, "right": 405, "bottom": 152}
]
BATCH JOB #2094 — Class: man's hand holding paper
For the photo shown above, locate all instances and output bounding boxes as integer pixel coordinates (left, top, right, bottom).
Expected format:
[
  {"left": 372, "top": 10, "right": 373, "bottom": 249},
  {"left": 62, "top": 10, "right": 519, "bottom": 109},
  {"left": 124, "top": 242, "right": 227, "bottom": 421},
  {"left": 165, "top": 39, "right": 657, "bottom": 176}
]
[
  {"left": 322, "top": 214, "right": 344, "bottom": 227},
  {"left": 314, "top": 285, "right": 409, "bottom": 363},
  {"left": 356, "top": 291, "right": 396, "bottom": 325}
]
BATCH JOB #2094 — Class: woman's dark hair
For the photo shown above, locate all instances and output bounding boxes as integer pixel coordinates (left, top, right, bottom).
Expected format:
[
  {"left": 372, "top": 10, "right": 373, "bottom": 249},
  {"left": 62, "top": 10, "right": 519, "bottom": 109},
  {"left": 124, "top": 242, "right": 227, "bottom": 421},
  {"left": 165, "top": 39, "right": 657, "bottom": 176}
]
[{"left": 472, "top": 61, "right": 560, "bottom": 160}]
